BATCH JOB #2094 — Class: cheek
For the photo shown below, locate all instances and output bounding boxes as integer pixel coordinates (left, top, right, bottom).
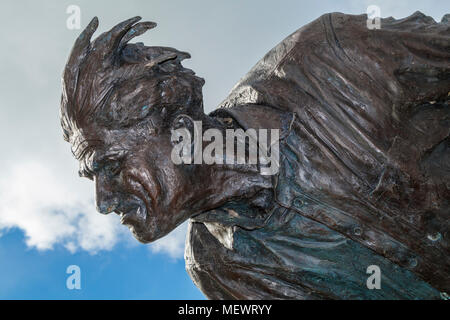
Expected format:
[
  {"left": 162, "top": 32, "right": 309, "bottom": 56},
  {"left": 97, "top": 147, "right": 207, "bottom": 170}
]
[
  {"left": 122, "top": 156, "right": 160, "bottom": 197},
  {"left": 148, "top": 146, "right": 193, "bottom": 208},
  {"left": 127, "top": 138, "right": 193, "bottom": 205}
]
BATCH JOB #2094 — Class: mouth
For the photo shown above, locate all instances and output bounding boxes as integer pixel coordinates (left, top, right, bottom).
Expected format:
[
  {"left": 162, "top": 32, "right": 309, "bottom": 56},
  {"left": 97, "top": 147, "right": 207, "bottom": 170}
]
[{"left": 117, "top": 205, "right": 147, "bottom": 226}]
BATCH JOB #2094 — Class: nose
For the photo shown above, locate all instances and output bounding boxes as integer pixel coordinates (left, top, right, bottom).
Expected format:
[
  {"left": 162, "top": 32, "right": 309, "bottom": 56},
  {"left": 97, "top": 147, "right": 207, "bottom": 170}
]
[{"left": 94, "top": 173, "right": 119, "bottom": 214}]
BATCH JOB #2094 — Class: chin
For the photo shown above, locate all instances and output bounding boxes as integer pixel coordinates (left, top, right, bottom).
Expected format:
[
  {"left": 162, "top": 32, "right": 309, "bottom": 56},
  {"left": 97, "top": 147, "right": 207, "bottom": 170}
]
[
  {"left": 123, "top": 205, "right": 190, "bottom": 243},
  {"left": 127, "top": 220, "right": 170, "bottom": 244},
  {"left": 131, "top": 229, "right": 154, "bottom": 244}
]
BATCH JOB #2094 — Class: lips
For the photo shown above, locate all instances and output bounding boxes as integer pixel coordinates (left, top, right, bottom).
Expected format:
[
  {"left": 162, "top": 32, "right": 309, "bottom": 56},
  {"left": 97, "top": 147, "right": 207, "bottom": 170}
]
[
  {"left": 119, "top": 206, "right": 147, "bottom": 225},
  {"left": 119, "top": 211, "right": 131, "bottom": 224}
]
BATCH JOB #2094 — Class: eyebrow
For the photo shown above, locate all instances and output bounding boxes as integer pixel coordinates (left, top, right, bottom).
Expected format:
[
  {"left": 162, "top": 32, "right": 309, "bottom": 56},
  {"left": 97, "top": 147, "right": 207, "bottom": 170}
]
[
  {"left": 96, "top": 149, "right": 127, "bottom": 163},
  {"left": 72, "top": 138, "right": 102, "bottom": 161},
  {"left": 107, "top": 147, "right": 125, "bottom": 156},
  {"left": 79, "top": 148, "right": 127, "bottom": 178}
]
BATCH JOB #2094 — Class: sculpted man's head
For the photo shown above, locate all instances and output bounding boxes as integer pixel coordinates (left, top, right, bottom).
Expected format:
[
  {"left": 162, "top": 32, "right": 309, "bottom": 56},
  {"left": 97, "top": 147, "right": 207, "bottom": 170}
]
[{"left": 60, "top": 17, "right": 270, "bottom": 243}]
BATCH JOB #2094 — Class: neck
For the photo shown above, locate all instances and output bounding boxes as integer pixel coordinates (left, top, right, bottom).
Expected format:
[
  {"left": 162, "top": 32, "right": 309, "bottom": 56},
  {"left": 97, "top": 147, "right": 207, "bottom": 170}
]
[
  {"left": 190, "top": 164, "right": 275, "bottom": 230},
  {"left": 188, "top": 163, "right": 273, "bottom": 216},
  {"left": 185, "top": 111, "right": 277, "bottom": 215}
]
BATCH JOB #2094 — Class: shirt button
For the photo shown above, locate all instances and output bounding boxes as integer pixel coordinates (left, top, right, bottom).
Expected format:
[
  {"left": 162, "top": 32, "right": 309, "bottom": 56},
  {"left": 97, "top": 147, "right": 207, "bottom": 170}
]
[
  {"left": 353, "top": 226, "right": 362, "bottom": 236},
  {"left": 293, "top": 197, "right": 304, "bottom": 207},
  {"left": 409, "top": 257, "right": 418, "bottom": 268}
]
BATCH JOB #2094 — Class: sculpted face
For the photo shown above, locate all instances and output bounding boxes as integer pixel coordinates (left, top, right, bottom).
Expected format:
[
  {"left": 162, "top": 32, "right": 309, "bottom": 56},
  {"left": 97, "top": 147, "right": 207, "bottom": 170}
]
[
  {"left": 61, "top": 17, "right": 209, "bottom": 242},
  {"left": 75, "top": 119, "right": 206, "bottom": 243}
]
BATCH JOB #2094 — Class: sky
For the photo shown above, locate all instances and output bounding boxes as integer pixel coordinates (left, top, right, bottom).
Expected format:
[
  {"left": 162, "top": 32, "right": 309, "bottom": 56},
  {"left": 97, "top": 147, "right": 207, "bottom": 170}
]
[{"left": 0, "top": 0, "right": 448, "bottom": 299}]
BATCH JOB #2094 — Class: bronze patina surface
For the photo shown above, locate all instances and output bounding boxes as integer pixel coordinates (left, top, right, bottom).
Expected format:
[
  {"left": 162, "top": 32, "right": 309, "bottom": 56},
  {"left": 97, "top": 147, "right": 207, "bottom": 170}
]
[{"left": 60, "top": 12, "right": 449, "bottom": 299}]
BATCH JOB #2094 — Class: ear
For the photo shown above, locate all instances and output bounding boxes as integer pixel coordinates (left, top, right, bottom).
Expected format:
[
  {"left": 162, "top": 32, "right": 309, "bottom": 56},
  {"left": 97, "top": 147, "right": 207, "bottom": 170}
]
[{"left": 170, "top": 114, "right": 203, "bottom": 163}]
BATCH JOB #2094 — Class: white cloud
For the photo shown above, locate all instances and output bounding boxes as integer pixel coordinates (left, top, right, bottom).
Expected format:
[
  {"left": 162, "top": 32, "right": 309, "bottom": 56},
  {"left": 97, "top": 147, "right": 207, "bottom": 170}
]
[
  {"left": 149, "top": 222, "right": 188, "bottom": 259},
  {"left": 0, "top": 161, "right": 121, "bottom": 253},
  {"left": 0, "top": 160, "right": 187, "bottom": 259}
]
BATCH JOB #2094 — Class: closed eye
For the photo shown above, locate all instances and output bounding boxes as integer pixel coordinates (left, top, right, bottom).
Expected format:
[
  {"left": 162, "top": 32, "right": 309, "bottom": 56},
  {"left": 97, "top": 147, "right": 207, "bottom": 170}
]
[{"left": 104, "top": 161, "right": 122, "bottom": 176}]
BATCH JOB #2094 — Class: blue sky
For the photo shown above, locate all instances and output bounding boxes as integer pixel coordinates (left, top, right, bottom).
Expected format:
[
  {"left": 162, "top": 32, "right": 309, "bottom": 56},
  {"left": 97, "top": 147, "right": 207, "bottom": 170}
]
[
  {"left": 0, "top": 228, "right": 203, "bottom": 299},
  {"left": 0, "top": 0, "right": 448, "bottom": 299}
]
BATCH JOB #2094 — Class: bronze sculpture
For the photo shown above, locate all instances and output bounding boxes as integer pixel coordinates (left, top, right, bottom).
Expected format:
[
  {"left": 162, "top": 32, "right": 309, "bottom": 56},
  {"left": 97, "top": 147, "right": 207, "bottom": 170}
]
[{"left": 60, "top": 11, "right": 450, "bottom": 299}]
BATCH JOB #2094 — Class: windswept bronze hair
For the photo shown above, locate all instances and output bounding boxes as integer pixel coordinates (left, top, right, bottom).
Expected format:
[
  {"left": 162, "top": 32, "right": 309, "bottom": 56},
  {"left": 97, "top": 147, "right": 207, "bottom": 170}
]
[{"left": 60, "top": 16, "right": 205, "bottom": 157}]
